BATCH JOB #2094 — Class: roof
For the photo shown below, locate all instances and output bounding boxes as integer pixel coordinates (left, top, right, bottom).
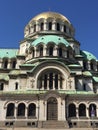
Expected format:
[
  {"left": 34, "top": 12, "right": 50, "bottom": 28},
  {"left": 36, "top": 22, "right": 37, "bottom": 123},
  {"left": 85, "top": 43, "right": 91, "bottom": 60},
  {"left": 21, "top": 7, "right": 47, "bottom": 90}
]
[
  {"left": 0, "top": 74, "right": 9, "bottom": 81},
  {"left": 81, "top": 50, "right": 97, "bottom": 61},
  {"left": 31, "top": 35, "right": 70, "bottom": 47},
  {"left": 0, "top": 49, "right": 18, "bottom": 58},
  {"left": 29, "top": 11, "right": 71, "bottom": 24},
  {"left": 93, "top": 77, "right": 98, "bottom": 82},
  {"left": 82, "top": 71, "right": 92, "bottom": 76}
]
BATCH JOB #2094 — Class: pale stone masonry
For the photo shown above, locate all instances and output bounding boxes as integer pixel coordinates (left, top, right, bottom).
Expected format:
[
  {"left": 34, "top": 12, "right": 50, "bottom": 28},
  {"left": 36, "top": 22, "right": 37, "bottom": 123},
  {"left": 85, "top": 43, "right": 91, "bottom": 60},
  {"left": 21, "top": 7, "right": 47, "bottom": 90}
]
[{"left": 0, "top": 11, "right": 98, "bottom": 129}]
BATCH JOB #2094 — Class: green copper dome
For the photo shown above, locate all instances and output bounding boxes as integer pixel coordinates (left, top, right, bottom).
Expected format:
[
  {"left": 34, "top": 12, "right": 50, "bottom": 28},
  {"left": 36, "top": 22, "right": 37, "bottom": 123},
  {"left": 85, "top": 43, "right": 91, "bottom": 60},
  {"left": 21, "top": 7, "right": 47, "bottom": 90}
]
[
  {"left": 81, "top": 50, "right": 97, "bottom": 61},
  {"left": 31, "top": 35, "right": 70, "bottom": 47}
]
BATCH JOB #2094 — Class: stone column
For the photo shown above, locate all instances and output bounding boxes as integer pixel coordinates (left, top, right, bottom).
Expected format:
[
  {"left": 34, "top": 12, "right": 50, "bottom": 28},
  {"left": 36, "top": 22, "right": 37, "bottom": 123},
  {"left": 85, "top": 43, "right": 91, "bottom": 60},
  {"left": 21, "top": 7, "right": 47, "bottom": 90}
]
[
  {"left": 36, "top": 22, "right": 39, "bottom": 31},
  {"left": 76, "top": 107, "right": 79, "bottom": 118},
  {"left": 42, "top": 78, "right": 44, "bottom": 90},
  {"left": 86, "top": 107, "right": 89, "bottom": 118},
  {"left": 34, "top": 47, "right": 37, "bottom": 57},
  {"left": 44, "top": 20, "right": 48, "bottom": 30},
  {"left": 53, "top": 73, "right": 55, "bottom": 90},
  {"left": 87, "top": 61, "right": 91, "bottom": 70},
  {"left": 47, "top": 74, "right": 49, "bottom": 90},
  {"left": 52, "top": 20, "right": 56, "bottom": 30},
  {"left": 61, "top": 24, "right": 64, "bottom": 32},
  {"left": 54, "top": 46, "right": 58, "bottom": 56},
  {"left": 43, "top": 46, "right": 47, "bottom": 56},
  {"left": 8, "top": 59, "right": 11, "bottom": 69},
  {"left": 14, "top": 107, "right": 17, "bottom": 119},
  {"left": 30, "top": 26, "right": 33, "bottom": 33},
  {"left": 58, "top": 75, "right": 60, "bottom": 90},
  {"left": 66, "top": 26, "right": 69, "bottom": 34},
  {"left": 25, "top": 107, "right": 28, "bottom": 119},
  {"left": 96, "top": 107, "right": 98, "bottom": 117}
]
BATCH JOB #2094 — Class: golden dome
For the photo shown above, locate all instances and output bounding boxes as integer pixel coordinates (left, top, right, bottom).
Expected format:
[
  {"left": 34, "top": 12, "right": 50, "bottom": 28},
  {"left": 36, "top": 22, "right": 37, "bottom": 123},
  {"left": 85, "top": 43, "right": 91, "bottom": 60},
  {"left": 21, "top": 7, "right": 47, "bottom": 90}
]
[{"left": 29, "top": 11, "right": 71, "bottom": 24}]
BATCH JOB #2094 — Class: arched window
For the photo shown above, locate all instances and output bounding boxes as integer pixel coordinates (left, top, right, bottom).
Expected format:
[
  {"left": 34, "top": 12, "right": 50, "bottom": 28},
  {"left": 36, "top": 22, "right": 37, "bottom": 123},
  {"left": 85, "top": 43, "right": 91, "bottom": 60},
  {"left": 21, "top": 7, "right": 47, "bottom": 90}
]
[
  {"left": 49, "top": 22, "right": 52, "bottom": 30},
  {"left": 17, "top": 103, "right": 25, "bottom": 117},
  {"left": 79, "top": 104, "right": 86, "bottom": 117},
  {"left": 41, "top": 22, "right": 44, "bottom": 31},
  {"left": 28, "top": 103, "right": 36, "bottom": 117},
  {"left": 89, "top": 104, "right": 96, "bottom": 117},
  {"left": 39, "top": 46, "right": 43, "bottom": 56},
  {"left": 57, "top": 23, "right": 60, "bottom": 31},
  {"left": 38, "top": 72, "right": 63, "bottom": 90},
  {"left": 12, "top": 60, "right": 16, "bottom": 69},
  {"left": 58, "top": 48, "right": 62, "bottom": 57},
  {"left": 0, "top": 83, "right": 4, "bottom": 90},
  {"left": 64, "top": 25, "right": 66, "bottom": 32},
  {"left": 34, "top": 24, "right": 36, "bottom": 32},
  {"left": 49, "top": 46, "right": 53, "bottom": 56},
  {"left": 4, "top": 59, "right": 8, "bottom": 69},
  {"left": 6, "top": 103, "right": 15, "bottom": 117},
  {"left": 68, "top": 103, "right": 76, "bottom": 117}
]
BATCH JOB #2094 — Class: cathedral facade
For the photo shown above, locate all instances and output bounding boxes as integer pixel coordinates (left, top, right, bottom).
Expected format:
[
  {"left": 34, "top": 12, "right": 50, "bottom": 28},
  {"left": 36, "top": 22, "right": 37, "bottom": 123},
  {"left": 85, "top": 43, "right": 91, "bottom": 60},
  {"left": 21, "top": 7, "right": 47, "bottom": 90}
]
[{"left": 0, "top": 11, "right": 98, "bottom": 129}]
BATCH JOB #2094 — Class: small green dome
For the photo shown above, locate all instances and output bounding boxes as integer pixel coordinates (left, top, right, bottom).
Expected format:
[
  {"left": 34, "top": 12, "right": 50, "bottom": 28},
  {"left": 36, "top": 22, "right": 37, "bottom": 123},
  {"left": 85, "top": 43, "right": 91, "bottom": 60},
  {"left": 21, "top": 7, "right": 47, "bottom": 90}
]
[
  {"left": 31, "top": 35, "right": 69, "bottom": 47},
  {"left": 81, "top": 50, "right": 97, "bottom": 61}
]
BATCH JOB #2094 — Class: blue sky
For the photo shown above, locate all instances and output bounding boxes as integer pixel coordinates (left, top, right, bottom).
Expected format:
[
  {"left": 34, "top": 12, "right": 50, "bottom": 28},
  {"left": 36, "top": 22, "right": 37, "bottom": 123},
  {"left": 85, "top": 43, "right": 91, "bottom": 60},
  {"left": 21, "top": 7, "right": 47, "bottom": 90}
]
[{"left": 0, "top": 0, "right": 98, "bottom": 58}]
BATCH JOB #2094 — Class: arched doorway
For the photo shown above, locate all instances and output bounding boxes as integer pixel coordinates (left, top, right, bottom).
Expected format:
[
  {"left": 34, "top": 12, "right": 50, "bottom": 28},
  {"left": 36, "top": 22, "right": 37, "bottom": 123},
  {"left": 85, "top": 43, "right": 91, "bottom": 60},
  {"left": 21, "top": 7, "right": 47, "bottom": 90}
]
[{"left": 47, "top": 97, "right": 58, "bottom": 120}]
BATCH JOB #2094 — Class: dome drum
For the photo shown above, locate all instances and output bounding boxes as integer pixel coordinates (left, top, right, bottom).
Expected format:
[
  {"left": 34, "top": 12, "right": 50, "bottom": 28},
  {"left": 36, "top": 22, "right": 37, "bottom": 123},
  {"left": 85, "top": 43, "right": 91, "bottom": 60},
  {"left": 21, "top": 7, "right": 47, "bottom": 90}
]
[{"left": 24, "top": 12, "right": 75, "bottom": 38}]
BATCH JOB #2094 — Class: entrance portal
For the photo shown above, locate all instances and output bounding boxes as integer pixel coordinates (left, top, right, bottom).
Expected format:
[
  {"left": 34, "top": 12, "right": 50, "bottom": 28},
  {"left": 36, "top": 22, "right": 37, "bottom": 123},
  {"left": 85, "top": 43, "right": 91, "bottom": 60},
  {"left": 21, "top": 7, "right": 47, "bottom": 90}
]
[{"left": 47, "top": 97, "right": 57, "bottom": 120}]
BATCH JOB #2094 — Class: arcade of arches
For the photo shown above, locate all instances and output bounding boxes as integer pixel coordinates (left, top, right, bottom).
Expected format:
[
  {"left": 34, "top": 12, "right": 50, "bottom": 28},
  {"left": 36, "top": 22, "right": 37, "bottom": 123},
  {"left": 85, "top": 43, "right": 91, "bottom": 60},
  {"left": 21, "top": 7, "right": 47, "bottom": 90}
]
[{"left": 5, "top": 98, "right": 98, "bottom": 120}]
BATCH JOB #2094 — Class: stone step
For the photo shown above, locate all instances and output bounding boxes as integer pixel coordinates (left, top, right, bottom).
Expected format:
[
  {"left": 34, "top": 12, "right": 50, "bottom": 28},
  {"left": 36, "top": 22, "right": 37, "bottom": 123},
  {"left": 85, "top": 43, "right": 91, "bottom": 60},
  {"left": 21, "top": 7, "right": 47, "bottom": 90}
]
[{"left": 41, "top": 121, "right": 69, "bottom": 128}]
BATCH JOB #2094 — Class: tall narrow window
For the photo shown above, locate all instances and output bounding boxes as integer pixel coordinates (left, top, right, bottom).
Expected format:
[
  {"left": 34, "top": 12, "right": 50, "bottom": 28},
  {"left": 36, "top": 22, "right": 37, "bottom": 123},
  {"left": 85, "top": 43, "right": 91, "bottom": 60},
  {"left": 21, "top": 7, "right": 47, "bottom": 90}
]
[
  {"left": 44, "top": 74, "right": 47, "bottom": 89},
  {"left": 40, "top": 47, "right": 43, "bottom": 56},
  {"left": 32, "top": 49, "right": 35, "bottom": 58},
  {"left": 59, "top": 48, "right": 62, "bottom": 57},
  {"left": 49, "top": 46, "right": 53, "bottom": 56},
  {"left": 49, "top": 73, "right": 53, "bottom": 89},
  {"left": 17, "top": 103, "right": 25, "bottom": 117},
  {"left": 90, "top": 62, "right": 94, "bottom": 70},
  {"left": 64, "top": 25, "right": 66, "bottom": 32},
  {"left": 34, "top": 24, "right": 36, "bottom": 32},
  {"left": 79, "top": 104, "right": 86, "bottom": 117},
  {"left": 55, "top": 74, "right": 58, "bottom": 89},
  {"left": 49, "top": 22, "right": 52, "bottom": 30},
  {"left": 12, "top": 60, "right": 16, "bottom": 69},
  {"left": 0, "top": 83, "right": 4, "bottom": 90},
  {"left": 83, "top": 61, "right": 87, "bottom": 70},
  {"left": 60, "top": 76, "right": 62, "bottom": 89},
  {"left": 57, "top": 23, "right": 60, "bottom": 31},
  {"left": 6, "top": 103, "right": 15, "bottom": 117},
  {"left": 41, "top": 23, "right": 44, "bottom": 31},
  {"left": 89, "top": 104, "right": 96, "bottom": 117},
  {"left": 67, "top": 50, "right": 69, "bottom": 58},
  {"left": 15, "top": 82, "right": 18, "bottom": 90},
  {"left": 68, "top": 103, "right": 76, "bottom": 117},
  {"left": 28, "top": 103, "right": 36, "bottom": 117},
  {"left": 4, "top": 60, "right": 8, "bottom": 69},
  {"left": 83, "top": 83, "right": 86, "bottom": 91}
]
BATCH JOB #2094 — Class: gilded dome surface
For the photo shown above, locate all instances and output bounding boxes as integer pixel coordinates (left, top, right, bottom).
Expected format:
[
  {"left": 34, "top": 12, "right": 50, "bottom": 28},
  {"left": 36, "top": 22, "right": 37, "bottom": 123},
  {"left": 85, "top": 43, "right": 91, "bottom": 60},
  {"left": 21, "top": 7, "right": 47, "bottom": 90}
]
[{"left": 29, "top": 11, "right": 71, "bottom": 24}]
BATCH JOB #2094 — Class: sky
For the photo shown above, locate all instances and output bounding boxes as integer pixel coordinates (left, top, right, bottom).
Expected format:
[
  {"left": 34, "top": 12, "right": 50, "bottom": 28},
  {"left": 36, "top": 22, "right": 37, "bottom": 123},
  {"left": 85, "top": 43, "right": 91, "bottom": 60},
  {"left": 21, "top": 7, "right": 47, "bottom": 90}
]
[{"left": 0, "top": 0, "right": 98, "bottom": 58}]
